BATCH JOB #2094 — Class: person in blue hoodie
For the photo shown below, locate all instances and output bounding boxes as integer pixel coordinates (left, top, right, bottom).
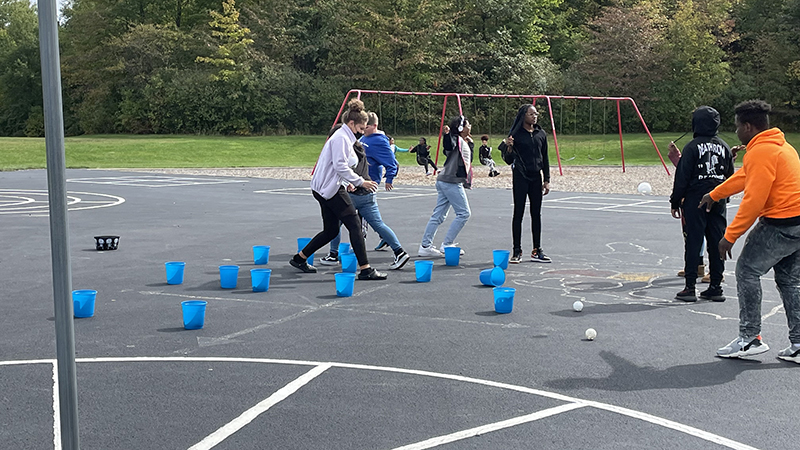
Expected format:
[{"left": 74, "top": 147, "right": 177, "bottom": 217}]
[
  {"left": 361, "top": 112, "right": 400, "bottom": 191},
  {"left": 669, "top": 106, "right": 734, "bottom": 302}
]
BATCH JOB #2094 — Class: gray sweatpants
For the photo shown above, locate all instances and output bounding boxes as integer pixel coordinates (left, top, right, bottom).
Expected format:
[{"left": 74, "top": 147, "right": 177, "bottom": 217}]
[{"left": 735, "top": 220, "right": 800, "bottom": 344}]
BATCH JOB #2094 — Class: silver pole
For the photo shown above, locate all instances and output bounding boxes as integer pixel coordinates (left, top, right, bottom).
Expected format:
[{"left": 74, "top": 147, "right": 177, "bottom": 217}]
[{"left": 37, "top": 0, "right": 81, "bottom": 449}]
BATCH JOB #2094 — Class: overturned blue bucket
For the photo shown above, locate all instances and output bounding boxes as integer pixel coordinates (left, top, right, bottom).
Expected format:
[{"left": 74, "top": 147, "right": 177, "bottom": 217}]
[
  {"left": 219, "top": 265, "right": 239, "bottom": 289},
  {"left": 480, "top": 266, "right": 506, "bottom": 287},
  {"left": 165, "top": 261, "right": 185, "bottom": 285},
  {"left": 181, "top": 300, "right": 207, "bottom": 329},
  {"left": 253, "top": 245, "right": 270, "bottom": 265},
  {"left": 493, "top": 250, "right": 510, "bottom": 270},
  {"left": 72, "top": 289, "right": 97, "bottom": 318}
]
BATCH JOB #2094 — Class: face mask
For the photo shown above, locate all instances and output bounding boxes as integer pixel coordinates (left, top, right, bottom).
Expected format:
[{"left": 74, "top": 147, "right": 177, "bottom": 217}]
[{"left": 355, "top": 132, "right": 364, "bottom": 139}]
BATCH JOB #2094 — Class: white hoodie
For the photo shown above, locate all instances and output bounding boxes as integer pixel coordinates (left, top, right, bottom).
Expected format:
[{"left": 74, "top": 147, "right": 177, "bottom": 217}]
[{"left": 311, "top": 125, "right": 365, "bottom": 199}]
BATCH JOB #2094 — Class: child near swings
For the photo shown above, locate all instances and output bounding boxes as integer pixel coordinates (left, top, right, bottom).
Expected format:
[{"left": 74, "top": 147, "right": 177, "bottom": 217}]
[{"left": 410, "top": 137, "right": 438, "bottom": 175}]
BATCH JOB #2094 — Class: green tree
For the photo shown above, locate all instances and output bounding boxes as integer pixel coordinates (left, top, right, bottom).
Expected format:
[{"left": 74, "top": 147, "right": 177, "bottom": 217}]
[{"left": 0, "top": 0, "right": 42, "bottom": 136}]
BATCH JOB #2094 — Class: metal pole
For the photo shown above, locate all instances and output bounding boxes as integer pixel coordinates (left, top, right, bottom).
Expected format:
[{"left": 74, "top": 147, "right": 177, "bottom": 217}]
[{"left": 37, "top": 1, "right": 80, "bottom": 449}]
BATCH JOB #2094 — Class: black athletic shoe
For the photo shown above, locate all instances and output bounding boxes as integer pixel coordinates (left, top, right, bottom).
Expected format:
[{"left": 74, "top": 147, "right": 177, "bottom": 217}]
[
  {"left": 290, "top": 255, "right": 317, "bottom": 273},
  {"left": 531, "top": 248, "right": 552, "bottom": 263},
  {"left": 699, "top": 285, "right": 725, "bottom": 302},
  {"left": 676, "top": 287, "right": 697, "bottom": 302},
  {"left": 510, "top": 250, "right": 522, "bottom": 264},
  {"left": 358, "top": 267, "right": 388, "bottom": 280},
  {"left": 374, "top": 240, "right": 389, "bottom": 251}
]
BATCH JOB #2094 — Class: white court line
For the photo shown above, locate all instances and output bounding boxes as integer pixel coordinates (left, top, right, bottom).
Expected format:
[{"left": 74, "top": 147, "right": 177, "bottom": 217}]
[
  {"left": 52, "top": 362, "right": 61, "bottom": 450},
  {"left": 187, "top": 364, "right": 331, "bottom": 450},
  {"left": 391, "top": 403, "right": 586, "bottom": 450},
  {"left": 1, "top": 356, "right": 760, "bottom": 450}
]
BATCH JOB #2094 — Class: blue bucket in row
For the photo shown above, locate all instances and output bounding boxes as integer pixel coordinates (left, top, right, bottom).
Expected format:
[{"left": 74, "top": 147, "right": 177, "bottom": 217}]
[
  {"left": 297, "top": 237, "right": 315, "bottom": 266},
  {"left": 251, "top": 268, "right": 271, "bottom": 292},
  {"left": 219, "top": 265, "right": 239, "bottom": 289},
  {"left": 181, "top": 300, "right": 207, "bottom": 329},
  {"left": 165, "top": 261, "right": 185, "bottom": 285},
  {"left": 493, "top": 250, "right": 510, "bottom": 270},
  {"left": 341, "top": 252, "right": 357, "bottom": 273},
  {"left": 253, "top": 245, "right": 270, "bottom": 265},
  {"left": 493, "top": 287, "right": 515, "bottom": 313},
  {"left": 415, "top": 260, "right": 434, "bottom": 282},
  {"left": 335, "top": 272, "right": 356, "bottom": 297},
  {"left": 72, "top": 289, "right": 97, "bottom": 318}
]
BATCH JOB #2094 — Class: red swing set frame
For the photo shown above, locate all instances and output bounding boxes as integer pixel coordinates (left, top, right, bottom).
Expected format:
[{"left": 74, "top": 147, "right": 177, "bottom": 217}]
[{"left": 332, "top": 89, "right": 670, "bottom": 176}]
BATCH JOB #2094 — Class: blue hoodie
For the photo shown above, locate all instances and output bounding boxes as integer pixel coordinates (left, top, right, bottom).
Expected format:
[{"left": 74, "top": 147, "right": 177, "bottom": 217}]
[{"left": 359, "top": 130, "right": 399, "bottom": 184}]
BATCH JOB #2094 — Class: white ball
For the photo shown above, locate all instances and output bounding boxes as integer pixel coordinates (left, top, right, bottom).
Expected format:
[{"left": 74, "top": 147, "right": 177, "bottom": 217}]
[
  {"left": 585, "top": 328, "right": 597, "bottom": 340},
  {"left": 637, "top": 182, "right": 652, "bottom": 195},
  {"left": 572, "top": 300, "right": 584, "bottom": 312}
]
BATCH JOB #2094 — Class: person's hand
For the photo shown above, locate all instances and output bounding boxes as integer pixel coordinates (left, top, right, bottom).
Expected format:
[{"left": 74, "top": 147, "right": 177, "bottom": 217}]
[
  {"left": 442, "top": 125, "right": 450, "bottom": 134},
  {"left": 465, "top": 135, "right": 473, "bottom": 144},
  {"left": 719, "top": 237, "right": 734, "bottom": 261},
  {"left": 361, "top": 180, "right": 378, "bottom": 192},
  {"left": 698, "top": 193, "right": 716, "bottom": 212},
  {"left": 346, "top": 184, "right": 355, "bottom": 192},
  {"left": 505, "top": 136, "right": 514, "bottom": 149},
  {"left": 385, "top": 182, "right": 393, "bottom": 191},
  {"left": 542, "top": 181, "right": 550, "bottom": 195},
  {"left": 731, "top": 145, "right": 745, "bottom": 160},
  {"left": 671, "top": 208, "right": 682, "bottom": 219}
]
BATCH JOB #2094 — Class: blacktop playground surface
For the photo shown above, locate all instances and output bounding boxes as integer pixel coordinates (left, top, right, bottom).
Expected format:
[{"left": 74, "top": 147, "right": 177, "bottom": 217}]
[{"left": 1, "top": 169, "right": 798, "bottom": 450}]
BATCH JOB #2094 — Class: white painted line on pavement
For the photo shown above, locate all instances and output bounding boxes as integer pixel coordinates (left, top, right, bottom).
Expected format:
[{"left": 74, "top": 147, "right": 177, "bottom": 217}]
[
  {"left": 187, "top": 364, "right": 331, "bottom": 450},
  {"left": 52, "top": 362, "right": 61, "bottom": 450}
]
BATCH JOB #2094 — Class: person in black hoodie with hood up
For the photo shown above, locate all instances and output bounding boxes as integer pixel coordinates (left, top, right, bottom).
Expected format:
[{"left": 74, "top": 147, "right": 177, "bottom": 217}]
[
  {"left": 669, "top": 106, "right": 734, "bottom": 302},
  {"left": 500, "top": 104, "right": 551, "bottom": 264}
]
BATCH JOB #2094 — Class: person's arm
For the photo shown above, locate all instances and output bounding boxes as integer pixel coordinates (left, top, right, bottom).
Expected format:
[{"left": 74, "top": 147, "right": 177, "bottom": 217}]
[
  {"left": 541, "top": 133, "right": 550, "bottom": 183},
  {"left": 668, "top": 142, "right": 681, "bottom": 167},
  {"left": 669, "top": 143, "right": 695, "bottom": 210},
  {"left": 718, "top": 150, "right": 776, "bottom": 243},
  {"left": 330, "top": 135, "right": 364, "bottom": 187},
  {"left": 709, "top": 165, "right": 746, "bottom": 201},
  {"left": 374, "top": 135, "right": 399, "bottom": 184},
  {"left": 410, "top": 145, "right": 417, "bottom": 153}
]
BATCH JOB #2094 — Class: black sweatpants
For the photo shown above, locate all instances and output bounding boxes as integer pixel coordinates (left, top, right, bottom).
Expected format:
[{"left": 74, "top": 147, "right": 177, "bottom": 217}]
[
  {"left": 422, "top": 157, "right": 438, "bottom": 173},
  {"left": 303, "top": 187, "right": 369, "bottom": 266},
  {"left": 682, "top": 193, "right": 726, "bottom": 287},
  {"left": 512, "top": 169, "right": 543, "bottom": 252}
]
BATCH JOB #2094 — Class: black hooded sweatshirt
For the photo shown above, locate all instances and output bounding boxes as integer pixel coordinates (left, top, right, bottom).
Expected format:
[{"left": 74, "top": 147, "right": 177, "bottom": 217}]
[
  {"left": 501, "top": 105, "right": 550, "bottom": 182},
  {"left": 669, "top": 106, "right": 733, "bottom": 209}
]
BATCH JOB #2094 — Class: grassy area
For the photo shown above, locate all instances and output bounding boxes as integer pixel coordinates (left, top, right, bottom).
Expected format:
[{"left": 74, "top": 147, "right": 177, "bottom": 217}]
[{"left": 2, "top": 132, "right": 798, "bottom": 171}]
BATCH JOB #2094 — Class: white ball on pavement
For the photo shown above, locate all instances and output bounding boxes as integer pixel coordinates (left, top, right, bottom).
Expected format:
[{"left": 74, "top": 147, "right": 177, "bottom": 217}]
[
  {"left": 572, "top": 300, "right": 584, "bottom": 312},
  {"left": 637, "top": 182, "right": 652, "bottom": 195},
  {"left": 585, "top": 328, "right": 597, "bottom": 340}
]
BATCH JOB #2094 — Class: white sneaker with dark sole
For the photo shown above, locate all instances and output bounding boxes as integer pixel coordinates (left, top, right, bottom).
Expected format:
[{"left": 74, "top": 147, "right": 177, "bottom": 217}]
[
  {"left": 716, "top": 336, "right": 769, "bottom": 358},
  {"left": 777, "top": 345, "right": 800, "bottom": 364},
  {"left": 318, "top": 254, "right": 339, "bottom": 266}
]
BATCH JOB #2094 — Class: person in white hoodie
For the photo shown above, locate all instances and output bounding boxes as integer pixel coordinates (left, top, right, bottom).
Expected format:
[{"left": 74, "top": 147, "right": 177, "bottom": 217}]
[{"left": 289, "top": 99, "right": 388, "bottom": 280}]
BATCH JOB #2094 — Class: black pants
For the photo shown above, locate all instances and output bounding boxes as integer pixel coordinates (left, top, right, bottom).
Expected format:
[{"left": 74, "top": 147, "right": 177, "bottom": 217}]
[
  {"left": 303, "top": 188, "right": 369, "bottom": 266},
  {"left": 682, "top": 194, "right": 726, "bottom": 287},
  {"left": 422, "top": 157, "right": 438, "bottom": 173},
  {"left": 512, "top": 169, "right": 543, "bottom": 252}
]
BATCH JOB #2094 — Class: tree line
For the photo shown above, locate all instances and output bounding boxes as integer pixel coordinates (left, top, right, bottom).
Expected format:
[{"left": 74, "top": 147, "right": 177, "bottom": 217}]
[{"left": 1, "top": 0, "right": 798, "bottom": 137}]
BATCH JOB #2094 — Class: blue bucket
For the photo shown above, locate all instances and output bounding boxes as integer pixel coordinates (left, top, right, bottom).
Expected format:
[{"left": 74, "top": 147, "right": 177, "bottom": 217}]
[
  {"left": 493, "top": 287, "right": 515, "bottom": 314},
  {"left": 341, "top": 252, "right": 357, "bottom": 273},
  {"left": 335, "top": 272, "right": 356, "bottom": 297},
  {"left": 165, "top": 261, "right": 185, "bottom": 285},
  {"left": 480, "top": 266, "right": 506, "bottom": 287},
  {"left": 493, "top": 250, "right": 511, "bottom": 270},
  {"left": 181, "top": 300, "right": 207, "bottom": 330},
  {"left": 253, "top": 245, "right": 270, "bottom": 265},
  {"left": 72, "top": 289, "right": 97, "bottom": 318},
  {"left": 219, "top": 265, "right": 239, "bottom": 289},
  {"left": 338, "top": 242, "right": 351, "bottom": 256},
  {"left": 444, "top": 246, "right": 461, "bottom": 266},
  {"left": 251, "top": 268, "right": 271, "bottom": 292},
  {"left": 415, "top": 260, "right": 434, "bottom": 282},
  {"left": 297, "top": 237, "right": 314, "bottom": 266}
]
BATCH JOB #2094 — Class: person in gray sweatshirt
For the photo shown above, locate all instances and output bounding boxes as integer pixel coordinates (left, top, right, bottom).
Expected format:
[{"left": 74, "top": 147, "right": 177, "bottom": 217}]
[{"left": 418, "top": 115, "right": 474, "bottom": 257}]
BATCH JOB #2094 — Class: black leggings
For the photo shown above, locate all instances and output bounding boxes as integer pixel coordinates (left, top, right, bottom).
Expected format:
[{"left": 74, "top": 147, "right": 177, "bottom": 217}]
[
  {"left": 422, "top": 157, "right": 438, "bottom": 173},
  {"left": 303, "top": 188, "right": 369, "bottom": 266},
  {"left": 512, "top": 169, "right": 543, "bottom": 252}
]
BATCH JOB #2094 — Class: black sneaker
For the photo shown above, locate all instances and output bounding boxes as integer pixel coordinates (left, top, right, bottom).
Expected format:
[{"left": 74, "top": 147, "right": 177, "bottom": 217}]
[
  {"left": 676, "top": 287, "right": 697, "bottom": 302},
  {"left": 358, "top": 267, "right": 388, "bottom": 280},
  {"left": 319, "top": 253, "right": 339, "bottom": 266},
  {"left": 389, "top": 251, "right": 410, "bottom": 270},
  {"left": 289, "top": 255, "right": 317, "bottom": 273},
  {"left": 699, "top": 285, "right": 725, "bottom": 302},
  {"left": 531, "top": 248, "right": 552, "bottom": 263},
  {"left": 510, "top": 250, "right": 522, "bottom": 264},
  {"left": 374, "top": 240, "right": 389, "bottom": 251}
]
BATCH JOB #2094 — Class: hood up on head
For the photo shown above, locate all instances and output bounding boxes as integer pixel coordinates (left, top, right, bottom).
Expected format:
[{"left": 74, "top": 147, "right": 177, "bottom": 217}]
[{"left": 692, "top": 106, "right": 720, "bottom": 138}]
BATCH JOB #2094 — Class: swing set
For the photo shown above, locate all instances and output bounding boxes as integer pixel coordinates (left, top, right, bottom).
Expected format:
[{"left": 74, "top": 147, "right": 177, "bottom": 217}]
[{"left": 332, "top": 89, "right": 670, "bottom": 176}]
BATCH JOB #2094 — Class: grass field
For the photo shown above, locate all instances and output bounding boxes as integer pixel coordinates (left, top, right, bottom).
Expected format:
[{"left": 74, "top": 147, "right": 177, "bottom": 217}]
[{"left": 2, "top": 132, "right": 798, "bottom": 171}]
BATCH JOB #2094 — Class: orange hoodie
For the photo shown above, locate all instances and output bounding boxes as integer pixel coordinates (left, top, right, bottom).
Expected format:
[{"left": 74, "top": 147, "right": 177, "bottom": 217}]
[{"left": 710, "top": 128, "right": 800, "bottom": 242}]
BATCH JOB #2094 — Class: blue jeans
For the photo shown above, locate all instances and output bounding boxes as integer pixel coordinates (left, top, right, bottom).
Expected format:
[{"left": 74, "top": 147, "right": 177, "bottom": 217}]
[
  {"left": 330, "top": 192, "right": 402, "bottom": 253},
  {"left": 421, "top": 180, "right": 471, "bottom": 248},
  {"left": 735, "top": 220, "right": 800, "bottom": 344}
]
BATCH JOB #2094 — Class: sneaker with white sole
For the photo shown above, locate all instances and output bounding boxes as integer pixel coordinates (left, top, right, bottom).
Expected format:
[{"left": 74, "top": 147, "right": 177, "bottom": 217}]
[
  {"left": 440, "top": 243, "right": 465, "bottom": 255},
  {"left": 777, "top": 344, "right": 800, "bottom": 364},
  {"left": 716, "top": 335, "right": 769, "bottom": 358},
  {"left": 418, "top": 245, "right": 443, "bottom": 257},
  {"left": 531, "top": 248, "right": 551, "bottom": 263},
  {"left": 510, "top": 251, "right": 522, "bottom": 264},
  {"left": 319, "top": 253, "right": 339, "bottom": 266},
  {"left": 389, "top": 251, "right": 410, "bottom": 270}
]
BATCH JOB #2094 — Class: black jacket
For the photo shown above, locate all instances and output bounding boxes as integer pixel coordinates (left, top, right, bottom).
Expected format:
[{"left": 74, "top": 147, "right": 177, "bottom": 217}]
[
  {"left": 669, "top": 106, "right": 733, "bottom": 209},
  {"left": 500, "top": 105, "right": 550, "bottom": 182}
]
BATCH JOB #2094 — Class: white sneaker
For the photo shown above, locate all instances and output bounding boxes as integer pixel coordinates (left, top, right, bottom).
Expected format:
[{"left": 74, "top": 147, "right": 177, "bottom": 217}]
[
  {"left": 716, "top": 335, "right": 769, "bottom": 358},
  {"left": 777, "top": 344, "right": 800, "bottom": 364},
  {"left": 440, "top": 243, "right": 464, "bottom": 255},
  {"left": 418, "top": 245, "right": 443, "bottom": 257}
]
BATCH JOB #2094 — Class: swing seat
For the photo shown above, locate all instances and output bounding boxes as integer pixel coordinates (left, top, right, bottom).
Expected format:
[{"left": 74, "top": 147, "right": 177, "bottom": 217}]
[
  {"left": 560, "top": 155, "right": 577, "bottom": 161},
  {"left": 587, "top": 154, "right": 605, "bottom": 161}
]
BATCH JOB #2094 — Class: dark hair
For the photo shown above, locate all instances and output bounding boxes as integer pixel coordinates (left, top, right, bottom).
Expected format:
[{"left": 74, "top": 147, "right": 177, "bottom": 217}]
[
  {"left": 448, "top": 115, "right": 466, "bottom": 135},
  {"left": 387, "top": 135, "right": 393, "bottom": 141},
  {"left": 342, "top": 99, "right": 368, "bottom": 125},
  {"left": 481, "top": 135, "right": 489, "bottom": 141},
  {"left": 734, "top": 100, "right": 771, "bottom": 130},
  {"left": 419, "top": 137, "right": 427, "bottom": 144},
  {"left": 328, "top": 123, "right": 343, "bottom": 138}
]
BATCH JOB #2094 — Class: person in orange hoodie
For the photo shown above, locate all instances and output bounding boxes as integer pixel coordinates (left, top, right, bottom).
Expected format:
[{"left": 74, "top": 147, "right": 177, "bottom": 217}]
[{"left": 699, "top": 100, "right": 800, "bottom": 363}]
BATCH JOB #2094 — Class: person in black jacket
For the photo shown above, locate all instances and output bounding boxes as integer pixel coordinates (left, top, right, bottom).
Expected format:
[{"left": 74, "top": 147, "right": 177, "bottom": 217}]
[
  {"left": 501, "top": 104, "right": 551, "bottom": 264},
  {"left": 410, "top": 137, "right": 438, "bottom": 175},
  {"left": 669, "top": 106, "right": 734, "bottom": 302}
]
